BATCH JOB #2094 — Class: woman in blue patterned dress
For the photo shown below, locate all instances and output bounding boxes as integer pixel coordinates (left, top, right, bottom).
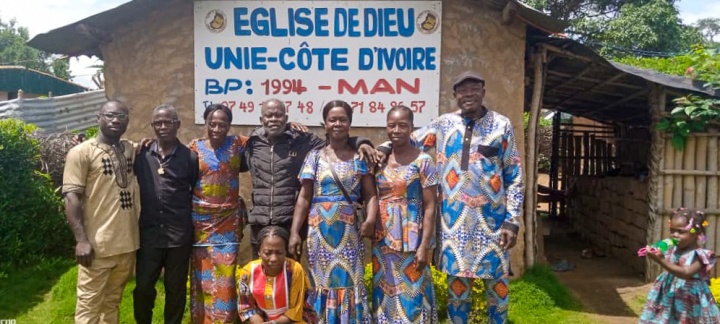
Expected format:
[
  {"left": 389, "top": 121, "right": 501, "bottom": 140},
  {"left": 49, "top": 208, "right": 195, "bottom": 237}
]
[
  {"left": 640, "top": 208, "right": 720, "bottom": 323},
  {"left": 289, "top": 100, "right": 378, "bottom": 323},
  {"left": 373, "top": 106, "right": 439, "bottom": 323}
]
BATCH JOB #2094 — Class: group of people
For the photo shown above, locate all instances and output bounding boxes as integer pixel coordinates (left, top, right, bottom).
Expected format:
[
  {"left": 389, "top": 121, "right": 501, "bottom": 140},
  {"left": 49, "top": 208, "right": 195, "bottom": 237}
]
[{"left": 63, "top": 71, "right": 525, "bottom": 324}]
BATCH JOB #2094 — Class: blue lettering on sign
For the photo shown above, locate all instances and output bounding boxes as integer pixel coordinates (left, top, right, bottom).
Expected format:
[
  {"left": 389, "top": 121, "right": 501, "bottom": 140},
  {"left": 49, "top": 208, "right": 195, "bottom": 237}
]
[
  {"left": 315, "top": 8, "right": 329, "bottom": 36},
  {"left": 275, "top": 46, "right": 349, "bottom": 71},
  {"left": 356, "top": 47, "right": 437, "bottom": 71},
  {"left": 358, "top": 48, "right": 373, "bottom": 70},
  {"left": 205, "top": 47, "right": 270, "bottom": 70},
  {"left": 362, "top": 8, "right": 414, "bottom": 37},
  {"left": 205, "top": 79, "right": 243, "bottom": 95},
  {"left": 331, "top": 48, "right": 349, "bottom": 70},
  {"left": 233, "top": 7, "right": 416, "bottom": 37},
  {"left": 234, "top": 8, "right": 251, "bottom": 36},
  {"left": 334, "top": 8, "right": 362, "bottom": 37},
  {"left": 295, "top": 8, "right": 313, "bottom": 36}
]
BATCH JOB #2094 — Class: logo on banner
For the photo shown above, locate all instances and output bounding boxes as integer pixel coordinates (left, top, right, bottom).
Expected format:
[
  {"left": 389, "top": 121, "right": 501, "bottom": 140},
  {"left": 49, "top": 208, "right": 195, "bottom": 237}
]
[
  {"left": 205, "top": 10, "right": 227, "bottom": 33},
  {"left": 416, "top": 10, "right": 440, "bottom": 34}
]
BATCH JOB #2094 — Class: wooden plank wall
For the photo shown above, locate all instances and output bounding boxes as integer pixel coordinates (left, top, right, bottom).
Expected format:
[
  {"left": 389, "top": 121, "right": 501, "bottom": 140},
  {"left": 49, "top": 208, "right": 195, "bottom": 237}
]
[{"left": 659, "top": 132, "right": 720, "bottom": 277}]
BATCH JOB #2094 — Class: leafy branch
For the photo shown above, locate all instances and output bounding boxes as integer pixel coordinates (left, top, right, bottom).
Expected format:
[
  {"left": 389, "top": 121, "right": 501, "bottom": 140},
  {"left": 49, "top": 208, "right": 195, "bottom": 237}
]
[{"left": 656, "top": 46, "right": 720, "bottom": 150}]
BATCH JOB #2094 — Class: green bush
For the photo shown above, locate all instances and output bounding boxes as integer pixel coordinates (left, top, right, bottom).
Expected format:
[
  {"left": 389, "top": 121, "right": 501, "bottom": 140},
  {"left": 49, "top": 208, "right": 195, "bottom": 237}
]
[
  {"left": 364, "top": 263, "right": 487, "bottom": 322},
  {"left": 0, "top": 118, "right": 72, "bottom": 268}
]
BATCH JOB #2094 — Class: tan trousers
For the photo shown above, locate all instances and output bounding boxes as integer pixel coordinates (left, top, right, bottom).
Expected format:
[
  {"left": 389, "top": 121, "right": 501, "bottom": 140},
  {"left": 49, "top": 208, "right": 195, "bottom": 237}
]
[{"left": 75, "top": 251, "right": 136, "bottom": 324}]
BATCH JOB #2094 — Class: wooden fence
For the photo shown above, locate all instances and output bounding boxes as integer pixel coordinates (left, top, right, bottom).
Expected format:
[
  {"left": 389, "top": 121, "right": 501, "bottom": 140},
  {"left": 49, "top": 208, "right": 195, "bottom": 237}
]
[
  {"left": 655, "top": 132, "right": 720, "bottom": 277},
  {"left": 549, "top": 123, "right": 618, "bottom": 217}
]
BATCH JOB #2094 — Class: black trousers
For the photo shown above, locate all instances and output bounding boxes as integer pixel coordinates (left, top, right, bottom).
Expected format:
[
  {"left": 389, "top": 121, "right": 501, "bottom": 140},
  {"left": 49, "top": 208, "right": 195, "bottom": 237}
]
[{"left": 133, "top": 244, "right": 191, "bottom": 324}]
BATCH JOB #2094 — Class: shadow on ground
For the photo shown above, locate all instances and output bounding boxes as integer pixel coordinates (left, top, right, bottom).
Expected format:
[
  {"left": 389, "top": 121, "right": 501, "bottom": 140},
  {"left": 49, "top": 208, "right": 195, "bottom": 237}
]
[
  {"left": 544, "top": 226, "right": 651, "bottom": 324},
  {"left": 0, "top": 258, "right": 75, "bottom": 319}
]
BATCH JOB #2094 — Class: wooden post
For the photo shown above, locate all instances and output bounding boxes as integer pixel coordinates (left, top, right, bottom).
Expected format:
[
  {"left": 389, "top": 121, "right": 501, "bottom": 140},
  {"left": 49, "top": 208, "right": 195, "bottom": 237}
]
[
  {"left": 663, "top": 139, "right": 675, "bottom": 238},
  {"left": 583, "top": 132, "right": 590, "bottom": 175},
  {"left": 683, "top": 136, "right": 697, "bottom": 208},
  {"left": 524, "top": 48, "right": 546, "bottom": 267},
  {"left": 567, "top": 132, "right": 575, "bottom": 177},
  {"left": 707, "top": 130, "right": 718, "bottom": 267},
  {"left": 550, "top": 113, "right": 561, "bottom": 217},
  {"left": 606, "top": 143, "right": 613, "bottom": 173},
  {"left": 673, "top": 146, "right": 684, "bottom": 208},
  {"left": 596, "top": 140, "right": 603, "bottom": 175},
  {"left": 589, "top": 134, "right": 596, "bottom": 175},
  {"left": 695, "top": 136, "right": 708, "bottom": 211},
  {"left": 646, "top": 84, "right": 666, "bottom": 281},
  {"left": 705, "top": 132, "right": 719, "bottom": 260},
  {"left": 574, "top": 136, "right": 582, "bottom": 175}
]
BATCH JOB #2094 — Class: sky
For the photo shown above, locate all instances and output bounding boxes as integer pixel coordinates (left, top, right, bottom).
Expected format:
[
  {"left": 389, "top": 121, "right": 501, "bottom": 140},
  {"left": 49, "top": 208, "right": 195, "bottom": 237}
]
[{"left": 0, "top": 0, "right": 718, "bottom": 89}]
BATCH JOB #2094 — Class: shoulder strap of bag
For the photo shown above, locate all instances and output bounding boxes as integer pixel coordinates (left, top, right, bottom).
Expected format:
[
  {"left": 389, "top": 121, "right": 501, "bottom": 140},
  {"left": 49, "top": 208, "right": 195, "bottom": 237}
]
[{"left": 323, "top": 148, "right": 354, "bottom": 205}]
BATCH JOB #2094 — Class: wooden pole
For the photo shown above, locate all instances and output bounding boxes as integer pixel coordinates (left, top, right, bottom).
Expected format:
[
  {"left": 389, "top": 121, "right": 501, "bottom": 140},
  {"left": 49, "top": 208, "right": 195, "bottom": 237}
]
[
  {"left": 683, "top": 136, "right": 697, "bottom": 208},
  {"left": 583, "top": 132, "right": 590, "bottom": 175},
  {"left": 589, "top": 134, "right": 596, "bottom": 175},
  {"left": 567, "top": 132, "right": 575, "bottom": 176},
  {"left": 707, "top": 130, "right": 718, "bottom": 269},
  {"left": 673, "top": 145, "right": 684, "bottom": 208},
  {"left": 574, "top": 136, "right": 582, "bottom": 175},
  {"left": 524, "top": 48, "right": 546, "bottom": 267},
  {"left": 646, "top": 84, "right": 666, "bottom": 281},
  {"left": 663, "top": 139, "right": 675, "bottom": 231},
  {"left": 606, "top": 143, "right": 613, "bottom": 172},
  {"left": 695, "top": 135, "right": 708, "bottom": 211},
  {"left": 550, "top": 113, "right": 561, "bottom": 217}
]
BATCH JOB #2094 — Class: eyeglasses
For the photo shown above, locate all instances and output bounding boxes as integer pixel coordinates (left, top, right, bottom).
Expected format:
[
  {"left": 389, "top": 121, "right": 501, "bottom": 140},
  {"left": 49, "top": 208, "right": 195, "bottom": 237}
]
[
  {"left": 151, "top": 120, "right": 179, "bottom": 127},
  {"left": 99, "top": 112, "right": 129, "bottom": 121}
]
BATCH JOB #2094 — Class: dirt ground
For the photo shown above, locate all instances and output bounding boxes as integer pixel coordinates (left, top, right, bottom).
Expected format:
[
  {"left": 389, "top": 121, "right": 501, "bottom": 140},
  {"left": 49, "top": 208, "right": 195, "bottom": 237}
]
[{"left": 544, "top": 228, "right": 652, "bottom": 324}]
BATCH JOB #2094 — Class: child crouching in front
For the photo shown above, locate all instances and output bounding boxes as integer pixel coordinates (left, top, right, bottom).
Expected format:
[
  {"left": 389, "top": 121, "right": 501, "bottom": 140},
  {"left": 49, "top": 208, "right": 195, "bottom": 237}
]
[{"left": 640, "top": 208, "right": 720, "bottom": 323}]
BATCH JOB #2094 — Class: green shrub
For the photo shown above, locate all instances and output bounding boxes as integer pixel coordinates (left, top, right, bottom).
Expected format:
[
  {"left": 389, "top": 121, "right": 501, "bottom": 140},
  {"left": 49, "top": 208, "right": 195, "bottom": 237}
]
[
  {"left": 364, "top": 263, "right": 487, "bottom": 322},
  {"left": 0, "top": 118, "right": 72, "bottom": 268}
]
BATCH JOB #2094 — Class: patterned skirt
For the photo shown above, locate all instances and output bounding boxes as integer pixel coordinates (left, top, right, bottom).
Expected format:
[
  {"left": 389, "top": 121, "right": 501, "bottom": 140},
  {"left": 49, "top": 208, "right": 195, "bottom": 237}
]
[
  {"left": 372, "top": 242, "right": 438, "bottom": 324},
  {"left": 639, "top": 272, "right": 720, "bottom": 323},
  {"left": 306, "top": 202, "right": 370, "bottom": 324},
  {"left": 190, "top": 208, "right": 240, "bottom": 324}
]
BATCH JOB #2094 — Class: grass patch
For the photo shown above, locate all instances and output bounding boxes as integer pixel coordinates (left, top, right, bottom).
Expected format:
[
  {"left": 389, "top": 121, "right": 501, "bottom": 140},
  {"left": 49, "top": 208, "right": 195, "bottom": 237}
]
[
  {"left": 10, "top": 261, "right": 588, "bottom": 323},
  {"left": 0, "top": 258, "right": 75, "bottom": 319},
  {"left": 13, "top": 260, "right": 190, "bottom": 323},
  {"left": 630, "top": 294, "right": 647, "bottom": 316},
  {"left": 508, "top": 265, "right": 590, "bottom": 324}
]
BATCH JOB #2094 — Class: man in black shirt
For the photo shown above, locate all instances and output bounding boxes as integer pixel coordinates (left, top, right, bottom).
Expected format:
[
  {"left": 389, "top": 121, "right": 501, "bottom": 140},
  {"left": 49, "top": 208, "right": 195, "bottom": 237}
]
[{"left": 133, "top": 104, "right": 199, "bottom": 324}]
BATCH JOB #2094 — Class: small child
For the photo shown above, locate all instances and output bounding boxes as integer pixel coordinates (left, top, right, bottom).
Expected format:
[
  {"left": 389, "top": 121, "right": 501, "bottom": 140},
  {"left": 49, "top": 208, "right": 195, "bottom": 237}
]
[{"left": 640, "top": 207, "right": 720, "bottom": 323}]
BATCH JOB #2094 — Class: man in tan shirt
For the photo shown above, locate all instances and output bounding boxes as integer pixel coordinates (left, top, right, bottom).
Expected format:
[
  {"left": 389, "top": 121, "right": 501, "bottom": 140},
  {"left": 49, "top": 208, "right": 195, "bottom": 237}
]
[{"left": 63, "top": 100, "right": 140, "bottom": 324}]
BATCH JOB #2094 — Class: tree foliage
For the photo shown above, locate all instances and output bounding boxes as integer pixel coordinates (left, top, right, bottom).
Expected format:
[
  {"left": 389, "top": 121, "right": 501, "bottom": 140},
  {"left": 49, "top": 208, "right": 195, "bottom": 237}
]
[
  {"left": 523, "top": 0, "right": 649, "bottom": 22},
  {"left": 615, "top": 54, "right": 694, "bottom": 76},
  {"left": 655, "top": 46, "right": 720, "bottom": 150},
  {"left": 696, "top": 18, "right": 720, "bottom": 44},
  {"left": 0, "top": 119, "right": 73, "bottom": 268},
  {"left": 523, "top": 0, "right": 707, "bottom": 59},
  {"left": 0, "top": 17, "right": 70, "bottom": 80}
]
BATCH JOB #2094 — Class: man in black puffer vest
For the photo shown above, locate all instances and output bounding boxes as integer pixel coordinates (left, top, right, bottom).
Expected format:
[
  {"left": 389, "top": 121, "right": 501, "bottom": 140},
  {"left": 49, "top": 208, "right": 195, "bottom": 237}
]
[{"left": 244, "top": 98, "right": 374, "bottom": 257}]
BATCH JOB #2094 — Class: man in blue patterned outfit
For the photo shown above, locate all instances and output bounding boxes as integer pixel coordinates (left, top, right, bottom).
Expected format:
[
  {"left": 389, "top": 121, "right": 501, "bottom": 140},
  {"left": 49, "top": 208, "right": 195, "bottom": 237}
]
[{"left": 378, "top": 71, "right": 524, "bottom": 323}]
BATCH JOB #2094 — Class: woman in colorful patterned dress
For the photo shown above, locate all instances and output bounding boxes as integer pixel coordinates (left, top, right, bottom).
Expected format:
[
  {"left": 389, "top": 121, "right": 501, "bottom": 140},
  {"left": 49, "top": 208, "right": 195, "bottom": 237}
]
[
  {"left": 289, "top": 100, "right": 378, "bottom": 323},
  {"left": 640, "top": 208, "right": 720, "bottom": 323},
  {"left": 189, "top": 104, "right": 247, "bottom": 323},
  {"left": 238, "top": 225, "right": 318, "bottom": 324},
  {"left": 373, "top": 106, "right": 438, "bottom": 323}
]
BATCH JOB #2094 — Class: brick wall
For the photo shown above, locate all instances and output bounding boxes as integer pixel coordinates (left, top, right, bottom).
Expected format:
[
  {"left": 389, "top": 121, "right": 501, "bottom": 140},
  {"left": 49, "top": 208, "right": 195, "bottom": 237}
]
[{"left": 566, "top": 176, "right": 649, "bottom": 273}]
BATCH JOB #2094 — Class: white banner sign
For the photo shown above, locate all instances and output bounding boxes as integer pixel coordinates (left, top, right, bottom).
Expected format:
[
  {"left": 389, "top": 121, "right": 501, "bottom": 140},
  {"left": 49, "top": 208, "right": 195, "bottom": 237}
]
[{"left": 194, "top": 1, "right": 442, "bottom": 127}]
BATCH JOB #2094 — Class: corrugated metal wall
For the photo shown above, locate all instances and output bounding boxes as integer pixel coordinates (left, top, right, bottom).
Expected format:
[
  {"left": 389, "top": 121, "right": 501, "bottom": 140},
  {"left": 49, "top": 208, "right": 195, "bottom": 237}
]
[{"left": 0, "top": 90, "right": 106, "bottom": 132}]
